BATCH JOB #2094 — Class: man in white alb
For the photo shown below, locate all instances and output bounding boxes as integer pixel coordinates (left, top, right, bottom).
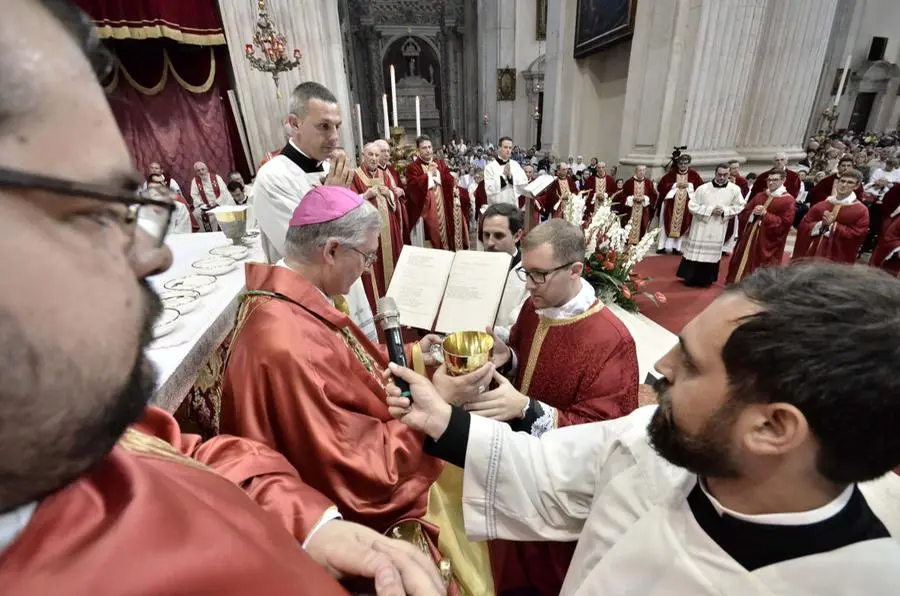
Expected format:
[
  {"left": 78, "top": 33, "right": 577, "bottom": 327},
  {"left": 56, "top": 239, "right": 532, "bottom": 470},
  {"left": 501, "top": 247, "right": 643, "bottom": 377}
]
[
  {"left": 253, "top": 82, "right": 376, "bottom": 341},
  {"left": 386, "top": 262, "right": 900, "bottom": 595},
  {"left": 189, "top": 161, "right": 232, "bottom": 232},
  {"left": 484, "top": 136, "right": 528, "bottom": 207},
  {"left": 480, "top": 203, "right": 527, "bottom": 342}
]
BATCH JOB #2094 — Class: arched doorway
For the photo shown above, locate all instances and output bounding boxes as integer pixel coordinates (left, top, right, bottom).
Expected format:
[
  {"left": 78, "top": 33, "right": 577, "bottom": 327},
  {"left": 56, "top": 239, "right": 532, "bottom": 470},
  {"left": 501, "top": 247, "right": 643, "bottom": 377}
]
[{"left": 382, "top": 36, "right": 442, "bottom": 143}]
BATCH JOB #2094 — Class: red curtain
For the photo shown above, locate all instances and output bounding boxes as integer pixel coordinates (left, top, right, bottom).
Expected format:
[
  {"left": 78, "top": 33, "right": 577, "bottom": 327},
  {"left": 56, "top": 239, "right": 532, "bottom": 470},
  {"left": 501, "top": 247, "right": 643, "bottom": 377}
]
[
  {"left": 72, "top": 0, "right": 223, "bottom": 44},
  {"left": 105, "top": 39, "right": 245, "bottom": 190}
]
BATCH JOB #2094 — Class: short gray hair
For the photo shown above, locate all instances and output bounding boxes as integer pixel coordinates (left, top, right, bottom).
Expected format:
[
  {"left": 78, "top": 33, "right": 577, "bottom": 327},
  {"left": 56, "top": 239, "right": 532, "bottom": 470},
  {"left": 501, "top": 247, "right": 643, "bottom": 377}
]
[
  {"left": 289, "top": 81, "right": 338, "bottom": 119},
  {"left": 522, "top": 219, "right": 585, "bottom": 264},
  {"left": 283, "top": 199, "right": 380, "bottom": 263}
]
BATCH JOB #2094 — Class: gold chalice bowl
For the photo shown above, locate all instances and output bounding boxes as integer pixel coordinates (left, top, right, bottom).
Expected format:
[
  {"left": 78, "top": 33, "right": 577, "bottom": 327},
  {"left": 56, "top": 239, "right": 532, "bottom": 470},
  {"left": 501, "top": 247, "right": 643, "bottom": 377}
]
[{"left": 442, "top": 331, "right": 494, "bottom": 376}]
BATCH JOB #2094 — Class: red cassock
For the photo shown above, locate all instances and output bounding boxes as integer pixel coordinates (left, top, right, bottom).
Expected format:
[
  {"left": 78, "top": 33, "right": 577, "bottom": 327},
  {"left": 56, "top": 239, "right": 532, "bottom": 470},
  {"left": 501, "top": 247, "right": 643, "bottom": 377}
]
[
  {"left": 405, "top": 158, "right": 468, "bottom": 251},
  {"left": 869, "top": 213, "right": 900, "bottom": 276},
  {"left": 0, "top": 406, "right": 347, "bottom": 595},
  {"left": 726, "top": 192, "right": 796, "bottom": 284},
  {"left": 793, "top": 200, "right": 869, "bottom": 264},
  {"left": 807, "top": 174, "right": 863, "bottom": 206},
  {"left": 749, "top": 168, "right": 802, "bottom": 199},
  {"left": 724, "top": 175, "right": 749, "bottom": 244},
  {"left": 615, "top": 177, "right": 658, "bottom": 243},
  {"left": 881, "top": 186, "right": 900, "bottom": 235},
  {"left": 381, "top": 164, "right": 410, "bottom": 243},
  {"left": 220, "top": 264, "right": 444, "bottom": 541},
  {"left": 540, "top": 177, "right": 579, "bottom": 219},
  {"left": 582, "top": 174, "right": 618, "bottom": 223},
  {"left": 657, "top": 168, "right": 704, "bottom": 238},
  {"left": 351, "top": 167, "right": 405, "bottom": 313},
  {"left": 489, "top": 299, "right": 640, "bottom": 596}
]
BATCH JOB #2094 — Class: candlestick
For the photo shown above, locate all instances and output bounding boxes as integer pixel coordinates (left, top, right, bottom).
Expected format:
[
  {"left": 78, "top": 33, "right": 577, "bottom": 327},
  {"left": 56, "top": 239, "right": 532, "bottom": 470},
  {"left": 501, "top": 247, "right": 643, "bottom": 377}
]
[
  {"left": 835, "top": 54, "right": 851, "bottom": 106},
  {"left": 390, "top": 65, "right": 398, "bottom": 128},
  {"left": 415, "top": 96, "right": 421, "bottom": 138},
  {"left": 382, "top": 94, "right": 390, "bottom": 140},
  {"left": 356, "top": 103, "right": 363, "bottom": 152}
]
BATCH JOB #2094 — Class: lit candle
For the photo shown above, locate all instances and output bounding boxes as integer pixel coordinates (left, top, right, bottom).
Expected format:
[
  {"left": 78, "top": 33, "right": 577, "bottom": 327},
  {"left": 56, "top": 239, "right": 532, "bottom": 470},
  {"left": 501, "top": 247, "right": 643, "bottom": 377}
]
[
  {"left": 389, "top": 64, "right": 398, "bottom": 128},
  {"left": 245, "top": 44, "right": 254, "bottom": 56},
  {"left": 382, "top": 94, "right": 390, "bottom": 140},
  {"left": 415, "top": 96, "right": 421, "bottom": 138},
  {"left": 835, "top": 54, "right": 851, "bottom": 106},
  {"left": 356, "top": 103, "right": 364, "bottom": 151}
]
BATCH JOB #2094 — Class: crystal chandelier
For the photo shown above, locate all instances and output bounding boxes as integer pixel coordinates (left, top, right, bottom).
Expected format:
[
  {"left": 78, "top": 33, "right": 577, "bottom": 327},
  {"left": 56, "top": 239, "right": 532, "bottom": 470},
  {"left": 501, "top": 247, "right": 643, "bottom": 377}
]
[{"left": 243, "top": 0, "right": 301, "bottom": 90}]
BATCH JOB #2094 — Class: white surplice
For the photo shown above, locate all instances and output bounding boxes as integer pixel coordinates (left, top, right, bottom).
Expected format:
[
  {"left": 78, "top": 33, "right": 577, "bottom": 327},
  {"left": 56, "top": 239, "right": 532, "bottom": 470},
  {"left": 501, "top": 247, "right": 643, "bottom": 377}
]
[
  {"left": 681, "top": 182, "right": 745, "bottom": 263},
  {"left": 461, "top": 406, "right": 900, "bottom": 595},
  {"left": 253, "top": 146, "right": 377, "bottom": 342},
  {"left": 484, "top": 158, "right": 528, "bottom": 206}
]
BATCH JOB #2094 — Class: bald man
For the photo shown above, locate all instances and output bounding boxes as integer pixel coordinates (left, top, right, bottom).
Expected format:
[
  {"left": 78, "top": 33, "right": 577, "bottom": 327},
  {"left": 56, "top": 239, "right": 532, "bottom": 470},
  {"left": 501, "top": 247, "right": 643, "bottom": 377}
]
[
  {"left": 189, "top": 161, "right": 232, "bottom": 231},
  {"left": 748, "top": 153, "right": 801, "bottom": 199}
]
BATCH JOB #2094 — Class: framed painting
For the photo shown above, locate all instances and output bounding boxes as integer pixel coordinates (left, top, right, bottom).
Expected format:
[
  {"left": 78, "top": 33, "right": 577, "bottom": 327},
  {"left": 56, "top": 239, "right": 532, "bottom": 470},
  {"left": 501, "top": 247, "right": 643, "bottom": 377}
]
[
  {"left": 574, "top": 0, "right": 637, "bottom": 59},
  {"left": 497, "top": 68, "right": 516, "bottom": 101}
]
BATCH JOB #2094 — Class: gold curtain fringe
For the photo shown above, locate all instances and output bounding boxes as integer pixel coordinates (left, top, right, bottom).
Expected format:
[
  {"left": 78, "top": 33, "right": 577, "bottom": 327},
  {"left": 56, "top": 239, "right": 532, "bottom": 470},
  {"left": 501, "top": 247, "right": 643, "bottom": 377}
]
[
  {"left": 94, "top": 23, "right": 225, "bottom": 46},
  {"left": 106, "top": 48, "right": 216, "bottom": 96}
]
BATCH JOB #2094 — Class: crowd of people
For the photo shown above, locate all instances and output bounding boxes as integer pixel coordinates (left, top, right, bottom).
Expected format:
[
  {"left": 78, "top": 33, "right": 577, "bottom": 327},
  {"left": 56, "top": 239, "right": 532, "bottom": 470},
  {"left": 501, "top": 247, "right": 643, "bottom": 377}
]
[{"left": 4, "top": 2, "right": 900, "bottom": 595}]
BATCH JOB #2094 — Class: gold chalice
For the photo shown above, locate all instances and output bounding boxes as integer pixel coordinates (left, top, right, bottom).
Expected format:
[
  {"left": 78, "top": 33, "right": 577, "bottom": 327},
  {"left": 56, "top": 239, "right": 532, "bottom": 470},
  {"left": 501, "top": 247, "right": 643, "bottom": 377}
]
[{"left": 442, "top": 331, "right": 494, "bottom": 376}]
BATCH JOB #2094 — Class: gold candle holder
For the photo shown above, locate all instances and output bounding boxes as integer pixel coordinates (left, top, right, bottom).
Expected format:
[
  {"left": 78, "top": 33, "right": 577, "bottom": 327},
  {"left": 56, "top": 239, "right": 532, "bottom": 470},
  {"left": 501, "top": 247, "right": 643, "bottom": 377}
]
[{"left": 442, "top": 331, "right": 494, "bottom": 376}]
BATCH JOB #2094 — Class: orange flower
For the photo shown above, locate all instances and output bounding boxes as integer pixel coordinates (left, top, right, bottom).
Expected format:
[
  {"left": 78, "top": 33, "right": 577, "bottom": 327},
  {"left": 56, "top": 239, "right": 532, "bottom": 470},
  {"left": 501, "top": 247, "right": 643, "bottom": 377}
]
[
  {"left": 603, "top": 260, "right": 615, "bottom": 271},
  {"left": 654, "top": 292, "right": 667, "bottom": 304}
]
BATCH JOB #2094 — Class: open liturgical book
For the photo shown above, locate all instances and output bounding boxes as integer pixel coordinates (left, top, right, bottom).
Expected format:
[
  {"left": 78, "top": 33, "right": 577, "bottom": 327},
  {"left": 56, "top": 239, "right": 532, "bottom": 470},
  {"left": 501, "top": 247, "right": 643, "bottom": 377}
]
[{"left": 385, "top": 246, "right": 512, "bottom": 333}]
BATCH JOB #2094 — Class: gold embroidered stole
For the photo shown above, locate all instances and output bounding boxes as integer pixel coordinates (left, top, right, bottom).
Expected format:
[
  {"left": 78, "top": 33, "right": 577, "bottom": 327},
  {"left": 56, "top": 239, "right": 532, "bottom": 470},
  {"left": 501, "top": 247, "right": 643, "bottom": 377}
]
[
  {"left": 809, "top": 204, "right": 843, "bottom": 256},
  {"left": 669, "top": 173, "right": 689, "bottom": 238},
  {"left": 628, "top": 180, "right": 646, "bottom": 244},
  {"left": 734, "top": 194, "right": 777, "bottom": 283},
  {"left": 425, "top": 162, "right": 450, "bottom": 248},
  {"left": 119, "top": 428, "right": 214, "bottom": 472},
  {"left": 356, "top": 168, "right": 396, "bottom": 289}
]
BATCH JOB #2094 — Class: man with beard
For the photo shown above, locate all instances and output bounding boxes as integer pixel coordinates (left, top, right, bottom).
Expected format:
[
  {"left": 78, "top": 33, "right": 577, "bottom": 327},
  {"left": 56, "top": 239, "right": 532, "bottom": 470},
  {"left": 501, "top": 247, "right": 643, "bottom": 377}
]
[
  {"left": 188, "top": 161, "right": 232, "bottom": 231},
  {"left": 0, "top": 1, "right": 445, "bottom": 594},
  {"left": 385, "top": 262, "right": 900, "bottom": 595}
]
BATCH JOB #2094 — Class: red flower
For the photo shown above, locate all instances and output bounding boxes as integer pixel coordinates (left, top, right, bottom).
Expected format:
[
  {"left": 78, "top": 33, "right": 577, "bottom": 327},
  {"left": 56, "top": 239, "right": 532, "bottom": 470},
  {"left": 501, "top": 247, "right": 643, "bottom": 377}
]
[
  {"left": 584, "top": 263, "right": 592, "bottom": 274},
  {"left": 622, "top": 287, "right": 632, "bottom": 299},
  {"left": 603, "top": 260, "right": 615, "bottom": 271},
  {"left": 654, "top": 292, "right": 667, "bottom": 304}
]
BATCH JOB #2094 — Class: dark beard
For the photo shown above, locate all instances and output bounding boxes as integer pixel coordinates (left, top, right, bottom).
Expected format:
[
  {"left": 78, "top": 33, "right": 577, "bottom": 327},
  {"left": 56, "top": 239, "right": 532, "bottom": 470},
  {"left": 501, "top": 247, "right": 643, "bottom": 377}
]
[{"left": 647, "top": 377, "right": 742, "bottom": 478}]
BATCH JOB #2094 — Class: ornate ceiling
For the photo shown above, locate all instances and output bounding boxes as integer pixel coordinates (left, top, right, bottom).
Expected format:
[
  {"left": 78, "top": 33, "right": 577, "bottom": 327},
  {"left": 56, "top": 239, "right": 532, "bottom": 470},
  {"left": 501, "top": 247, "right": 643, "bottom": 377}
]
[{"left": 347, "top": 0, "right": 465, "bottom": 26}]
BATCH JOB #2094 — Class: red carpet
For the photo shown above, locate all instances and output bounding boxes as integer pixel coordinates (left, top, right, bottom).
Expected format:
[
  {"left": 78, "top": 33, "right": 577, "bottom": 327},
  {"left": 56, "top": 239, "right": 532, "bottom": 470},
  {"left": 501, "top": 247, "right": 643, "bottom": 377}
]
[{"left": 632, "top": 255, "right": 731, "bottom": 334}]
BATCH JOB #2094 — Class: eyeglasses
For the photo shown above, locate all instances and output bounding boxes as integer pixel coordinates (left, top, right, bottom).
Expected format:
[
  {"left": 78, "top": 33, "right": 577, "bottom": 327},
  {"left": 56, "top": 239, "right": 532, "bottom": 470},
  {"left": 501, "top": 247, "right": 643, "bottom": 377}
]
[
  {"left": 349, "top": 246, "right": 378, "bottom": 267},
  {"left": 0, "top": 167, "right": 176, "bottom": 247},
  {"left": 515, "top": 262, "right": 575, "bottom": 284}
]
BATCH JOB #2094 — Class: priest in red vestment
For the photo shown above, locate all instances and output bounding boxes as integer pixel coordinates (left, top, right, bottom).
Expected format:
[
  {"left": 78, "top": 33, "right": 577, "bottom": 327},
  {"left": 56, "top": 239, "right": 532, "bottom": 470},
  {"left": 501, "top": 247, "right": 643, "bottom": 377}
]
[
  {"left": 806, "top": 157, "right": 862, "bottom": 206},
  {"left": 540, "top": 163, "right": 580, "bottom": 219},
  {"left": 467, "top": 219, "right": 639, "bottom": 596},
  {"left": 405, "top": 136, "right": 468, "bottom": 251},
  {"left": 351, "top": 142, "right": 405, "bottom": 312},
  {"left": 793, "top": 169, "right": 868, "bottom": 264},
  {"left": 189, "top": 161, "right": 233, "bottom": 232},
  {"left": 748, "top": 153, "right": 802, "bottom": 198},
  {"left": 375, "top": 139, "right": 410, "bottom": 243},
  {"left": 518, "top": 164, "right": 541, "bottom": 231},
  {"left": 878, "top": 185, "right": 900, "bottom": 237},
  {"left": 869, "top": 213, "right": 900, "bottom": 276},
  {"left": 656, "top": 154, "right": 704, "bottom": 253},
  {"left": 617, "top": 165, "right": 658, "bottom": 244},
  {"left": 583, "top": 161, "right": 617, "bottom": 224},
  {"left": 726, "top": 169, "right": 796, "bottom": 284}
]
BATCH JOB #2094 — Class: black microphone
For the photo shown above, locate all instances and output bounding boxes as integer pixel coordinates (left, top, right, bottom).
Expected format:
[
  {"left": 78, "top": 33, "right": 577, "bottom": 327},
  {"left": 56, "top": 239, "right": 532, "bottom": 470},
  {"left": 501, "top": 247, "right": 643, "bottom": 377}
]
[{"left": 377, "top": 296, "right": 412, "bottom": 398}]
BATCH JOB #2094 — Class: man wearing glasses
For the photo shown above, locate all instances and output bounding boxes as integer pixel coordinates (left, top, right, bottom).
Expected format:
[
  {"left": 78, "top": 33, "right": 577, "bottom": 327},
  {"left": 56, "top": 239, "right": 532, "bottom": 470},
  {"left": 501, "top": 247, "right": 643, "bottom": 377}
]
[
  {"left": 465, "top": 219, "right": 639, "bottom": 596},
  {"left": 793, "top": 169, "right": 869, "bottom": 263},
  {"left": 0, "top": 1, "right": 444, "bottom": 594}
]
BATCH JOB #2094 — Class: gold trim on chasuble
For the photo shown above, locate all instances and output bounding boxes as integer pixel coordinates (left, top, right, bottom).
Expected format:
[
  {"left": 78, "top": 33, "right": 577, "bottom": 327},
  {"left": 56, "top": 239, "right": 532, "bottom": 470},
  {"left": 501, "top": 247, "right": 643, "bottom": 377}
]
[
  {"left": 426, "top": 166, "right": 450, "bottom": 249},
  {"left": 452, "top": 189, "right": 465, "bottom": 249},
  {"left": 628, "top": 181, "right": 646, "bottom": 244},
  {"left": 733, "top": 195, "right": 777, "bottom": 283},
  {"left": 355, "top": 168, "right": 396, "bottom": 290},
  {"left": 809, "top": 204, "right": 843, "bottom": 256},
  {"left": 119, "top": 428, "right": 212, "bottom": 472},
  {"left": 669, "top": 173, "right": 689, "bottom": 238}
]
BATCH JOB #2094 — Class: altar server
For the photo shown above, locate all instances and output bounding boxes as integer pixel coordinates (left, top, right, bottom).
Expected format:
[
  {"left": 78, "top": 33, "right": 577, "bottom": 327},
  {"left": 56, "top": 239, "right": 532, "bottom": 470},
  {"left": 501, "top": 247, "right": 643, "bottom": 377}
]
[{"left": 484, "top": 136, "right": 528, "bottom": 207}]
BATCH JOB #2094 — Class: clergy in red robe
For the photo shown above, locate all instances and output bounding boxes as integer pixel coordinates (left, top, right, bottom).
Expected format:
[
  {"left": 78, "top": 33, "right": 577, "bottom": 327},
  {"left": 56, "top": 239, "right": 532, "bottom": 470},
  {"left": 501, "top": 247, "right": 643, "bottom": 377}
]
[
  {"left": 375, "top": 139, "right": 410, "bottom": 244},
  {"left": 405, "top": 136, "right": 468, "bottom": 251},
  {"left": 467, "top": 219, "right": 639, "bottom": 596},
  {"left": 583, "top": 161, "right": 617, "bottom": 224},
  {"left": 806, "top": 157, "right": 862, "bottom": 205},
  {"left": 473, "top": 178, "right": 489, "bottom": 241},
  {"left": 617, "top": 165, "right": 658, "bottom": 244},
  {"left": 351, "top": 143, "right": 405, "bottom": 313},
  {"left": 540, "top": 163, "right": 580, "bottom": 219},
  {"left": 656, "top": 154, "right": 704, "bottom": 253},
  {"left": 219, "top": 187, "right": 455, "bottom": 574},
  {"left": 726, "top": 170, "right": 795, "bottom": 284},
  {"left": 748, "top": 153, "right": 802, "bottom": 198},
  {"left": 879, "top": 185, "right": 900, "bottom": 237},
  {"left": 793, "top": 169, "right": 869, "bottom": 264},
  {"left": 869, "top": 213, "right": 900, "bottom": 276}
]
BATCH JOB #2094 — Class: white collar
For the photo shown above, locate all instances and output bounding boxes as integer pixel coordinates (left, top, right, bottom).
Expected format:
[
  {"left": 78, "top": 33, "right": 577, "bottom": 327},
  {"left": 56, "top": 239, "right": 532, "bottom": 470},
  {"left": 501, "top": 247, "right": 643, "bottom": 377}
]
[
  {"left": 535, "top": 278, "right": 598, "bottom": 321},
  {"left": 699, "top": 481, "right": 854, "bottom": 526},
  {"left": 767, "top": 185, "right": 787, "bottom": 197},
  {"left": 827, "top": 194, "right": 857, "bottom": 206},
  {"left": 0, "top": 501, "right": 37, "bottom": 554}
]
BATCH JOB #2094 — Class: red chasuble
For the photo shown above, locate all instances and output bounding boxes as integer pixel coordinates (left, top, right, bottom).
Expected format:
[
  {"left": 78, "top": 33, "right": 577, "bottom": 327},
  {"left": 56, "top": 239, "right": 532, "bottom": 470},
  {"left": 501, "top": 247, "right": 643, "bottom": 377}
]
[
  {"left": 351, "top": 167, "right": 405, "bottom": 313},
  {"left": 793, "top": 199, "right": 869, "bottom": 264},
  {"left": 657, "top": 168, "right": 704, "bottom": 239},
  {"left": 726, "top": 192, "right": 795, "bottom": 284},
  {"left": 0, "top": 407, "right": 347, "bottom": 595},
  {"left": 749, "top": 168, "right": 802, "bottom": 199},
  {"left": 869, "top": 214, "right": 900, "bottom": 276},
  {"left": 380, "top": 165, "right": 410, "bottom": 243},
  {"left": 615, "top": 177, "right": 658, "bottom": 243},
  {"left": 541, "top": 177, "right": 579, "bottom": 219},
  {"left": 220, "top": 264, "right": 443, "bottom": 539},
  {"left": 583, "top": 173, "right": 618, "bottom": 223},
  {"left": 807, "top": 174, "right": 863, "bottom": 206},
  {"left": 406, "top": 158, "right": 468, "bottom": 251},
  {"left": 880, "top": 186, "right": 900, "bottom": 236},
  {"left": 490, "top": 299, "right": 640, "bottom": 596}
]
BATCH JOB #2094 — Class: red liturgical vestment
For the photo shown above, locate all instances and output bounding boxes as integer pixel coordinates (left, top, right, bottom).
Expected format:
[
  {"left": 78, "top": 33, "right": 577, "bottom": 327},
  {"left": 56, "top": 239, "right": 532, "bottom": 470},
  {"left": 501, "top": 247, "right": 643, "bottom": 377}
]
[
  {"left": 726, "top": 191, "right": 795, "bottom": 284},
  {"left": 870, "top": 214, "right": 900, "bottom": 276},
  {"left": 406, "top": 158, "right": 468, "bottom": 251},
  {"left": 793, "top": 199, "right": 869, "bottom": 264},
  {"left": 0, "top": 407, "right": 346, "bottom": 595}
]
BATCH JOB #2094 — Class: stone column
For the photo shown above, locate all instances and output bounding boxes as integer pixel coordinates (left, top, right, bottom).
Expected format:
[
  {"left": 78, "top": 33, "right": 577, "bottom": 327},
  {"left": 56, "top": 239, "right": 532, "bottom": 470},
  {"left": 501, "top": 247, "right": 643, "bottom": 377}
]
[{"left": 735, "top": 0, "right": 839, "bottom": 165}]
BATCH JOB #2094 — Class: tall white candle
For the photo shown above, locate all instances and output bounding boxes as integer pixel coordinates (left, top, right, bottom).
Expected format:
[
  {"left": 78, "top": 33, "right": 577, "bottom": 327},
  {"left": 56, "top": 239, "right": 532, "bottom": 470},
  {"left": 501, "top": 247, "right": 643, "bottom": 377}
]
[
  {"left": 355, "top": 103, "right": 363, "bottom": 151},
  {"left": 415, "top": 96, "right": 421, "bottom": 138},
  {"left": 835, "top": 54, "right": 851, "bottom": 106},
  {"left": 382, "top": 94, "right": 390, "bottom": 140},
  {"left": 390, "top": 64, "right": 398, "bottom": 128}
]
